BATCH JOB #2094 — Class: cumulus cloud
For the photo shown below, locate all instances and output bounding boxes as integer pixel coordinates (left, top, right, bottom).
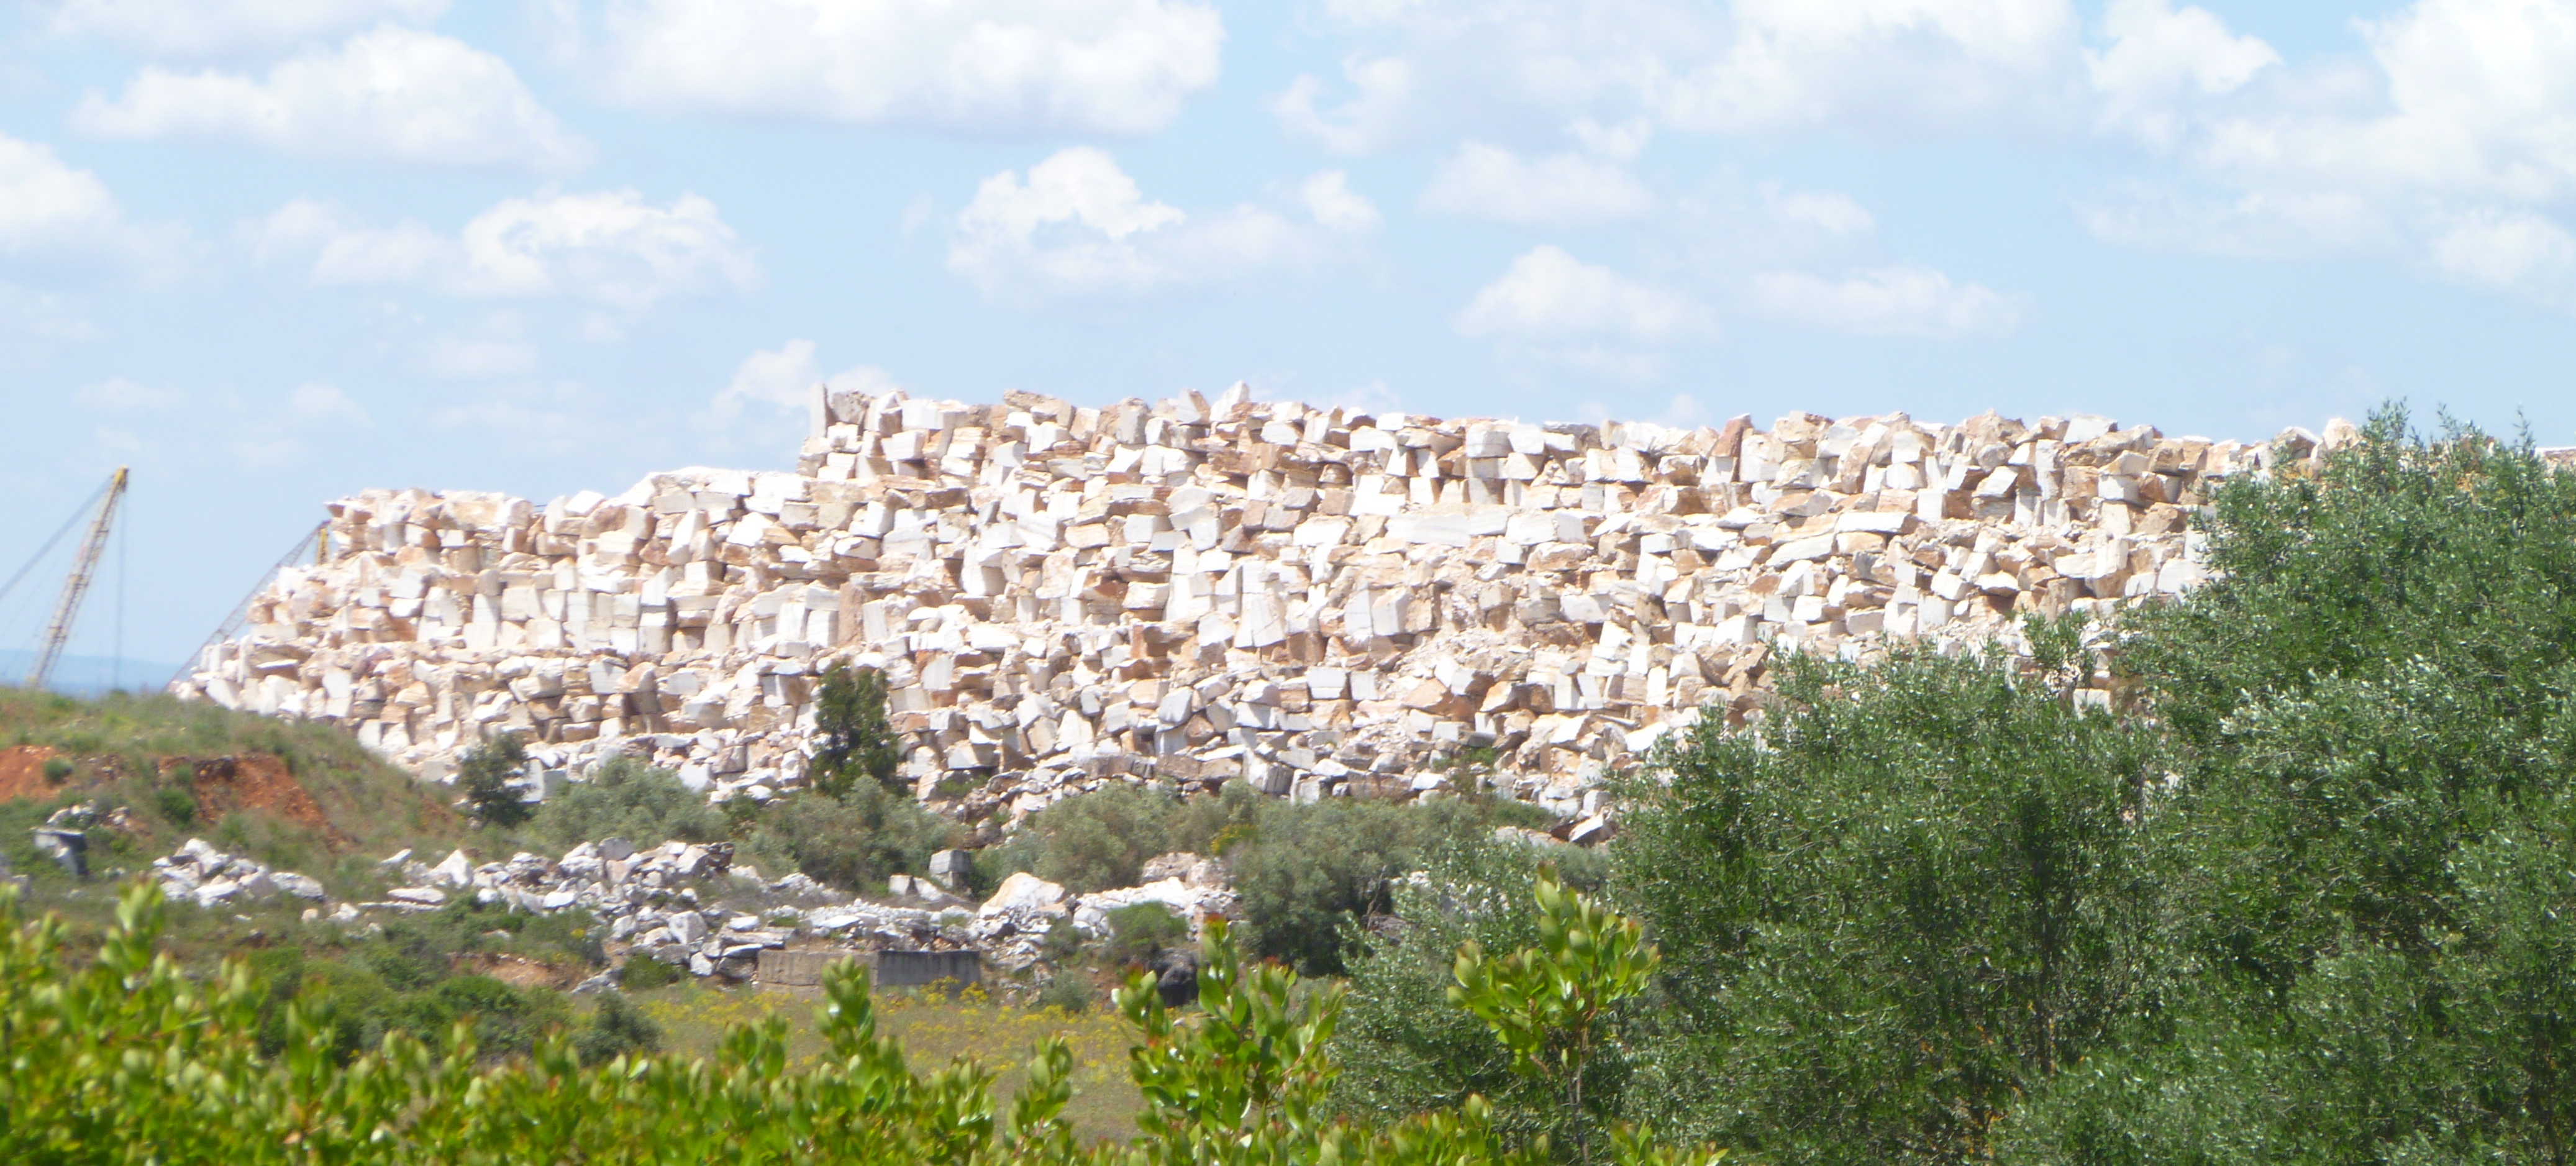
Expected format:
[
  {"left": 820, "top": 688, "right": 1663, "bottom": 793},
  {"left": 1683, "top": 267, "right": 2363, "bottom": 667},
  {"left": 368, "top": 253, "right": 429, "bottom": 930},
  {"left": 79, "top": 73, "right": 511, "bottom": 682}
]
[
  {"left": 1275, "top": 0, "right": 2095, "bottom": 152},
  {"left": 1301, "top": 171, "right": 1382, "bottom": 232},
  {"left": 2087, "top": 0, "right": 2278, "bottom": 146},
  {"left": 248, "top": 188, "right": 757, "bottom": 307},
  {"left": 947, "top": 148, "right": 1372, "bottom": 300},
  {"left": 2069, "top": 0, "right": 2576, "bottom": 314},
  {"left": 0, "top": 130, "right": 187, "bottom": 281},
  {"left": 1751, "top": 264, "right": 2024, "bottom": 338},
  {"left": 1454, "top": 246, "right": 1701, "bottom": 340},
  {"left": 1419, "top": 143, "right": 1654, "bottom": 224},
  {"left": 712, "top": 339, "right": 898, "bottom": 421},
  {"left": 41, "top": 0, "right": 446, "bottom": 57},
  {"left": 1764, "top": 185, "right": 1877, "bottom": 235},
  {"left": 563, "top": 0, "right": 1223, "bottom": 136},
  {"left": 1272, "top": 55, "right": 1416, "bottom": 153},
  {"left": 73, "top": 27, "right": 590, "bottom": 171}
]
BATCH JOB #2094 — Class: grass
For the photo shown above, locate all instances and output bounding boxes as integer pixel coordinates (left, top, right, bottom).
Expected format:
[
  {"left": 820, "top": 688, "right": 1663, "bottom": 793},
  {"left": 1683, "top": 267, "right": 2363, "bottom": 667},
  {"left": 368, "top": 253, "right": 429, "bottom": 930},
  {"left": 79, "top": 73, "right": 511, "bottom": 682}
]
[
  {"left": 627, "top": 976, "right": 1143, "bottom": 1142},
  {"left": 0, "top": 686, "right": 467, "bottom": 898}
]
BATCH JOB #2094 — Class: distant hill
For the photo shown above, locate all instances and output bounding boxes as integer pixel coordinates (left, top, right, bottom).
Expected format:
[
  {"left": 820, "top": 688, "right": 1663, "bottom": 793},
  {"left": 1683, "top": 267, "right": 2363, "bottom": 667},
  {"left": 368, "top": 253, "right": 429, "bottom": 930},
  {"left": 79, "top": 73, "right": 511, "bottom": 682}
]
[{"left": 0, "top": 650, "right": 184, "bottom": 698}]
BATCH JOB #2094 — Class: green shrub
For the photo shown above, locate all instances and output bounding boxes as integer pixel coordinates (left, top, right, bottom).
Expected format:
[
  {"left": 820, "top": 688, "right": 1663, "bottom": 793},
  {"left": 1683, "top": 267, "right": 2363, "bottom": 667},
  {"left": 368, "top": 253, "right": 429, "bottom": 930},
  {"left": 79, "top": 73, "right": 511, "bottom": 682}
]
[
  {"left": 1331, "top": 836, "right": 1613, "bottom": 1142},
  {"left": 152, "top": 783, "right": 196, "bottom": 827},
  {"left": 616, "top": 954, "right": 683, "bottom": 990},
  {"left": 809, "top": 663, "right": 902, "bottom": 797},
  {"left": 1104, "top": 903, "right": 1190, "bottom": 968},
  {"left": 7, "top": 881, "right": 1725, "bottom": 1164},
  {"left": 732, "top": 779, "right": 958, "bottom": 891},
  {"left": 40, "top": 757, "right": 71, "bottom": 783},
  {"left": 1035, "top": 973, "right": 1096, "bottom": 1014},
  {"left": 1025, "top": 781, "right": 1178, "bottom": 892},
  {"left": 455, "top": 734, "right": 532, "bottom": 829},
  {"left": 1614, "top": 634, "right": 2161, "bottom": 1163},
  {"left": 532, "top": 754, "right": 723, "bottom": 850},
  {"left": 573, "top": 992, "right": 662, "bottom": 1065}
]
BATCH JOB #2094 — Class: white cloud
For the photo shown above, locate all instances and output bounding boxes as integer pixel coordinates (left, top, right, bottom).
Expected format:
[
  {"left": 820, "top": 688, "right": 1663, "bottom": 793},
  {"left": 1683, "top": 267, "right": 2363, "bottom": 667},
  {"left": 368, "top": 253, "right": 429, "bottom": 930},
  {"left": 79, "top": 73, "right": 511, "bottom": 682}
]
[
  {"left": 248, "top": 188, "right": 757, "bottom": 308},
  {"left": 73, "top": 27, "right": 591, "bottom": 171},
  {"left": 1751, "top": 264, "right": 2024, "bottom": 337},
  {"left": 1765, "top": 185, "right": 1877, "bottom": 235},
  {"left": 1419, "top": 143, "right": 1654, "bottom": 224},
  {"left": 1454, "top": 245, "right": 1700, "bottom": 340},
  {"left": 568, "top": 0, "right": 1223, "bottom": 136},
  {"left": 1275, "top": 0, "right": 2093, "bottom": 152},
  {"left": 2072, "top": 0, "right": 2576, "bottom": 314},
  {"left": 2426, "top": 209, "right": 2576, "bottom": 302},
  {"left": 42, "top": 0, "right": 446, "bottom": 57},
  {"left": 712, "top": 339, "right": 898, "bottom": 421},
  {"left": 2087, "top": 0, "right": 2278, "bottom": 146},
  {"left": 947, "top": 148, "right": 1362, "bottom": 301},
  {"left": 1660, "top": 0, "right": 2087, "bottom": 135},
  {"left": 288, "top": 382, "right": 369, "bottom": 424},
  {"left": 1301, "top": 171, "right": 1382, "bottom": 232},
  {"left": 0, "top": 130, "right": 187, "bottom": 280},
  {"left": 1272, "top": 55, "right": 1415, "bottom": 153}
]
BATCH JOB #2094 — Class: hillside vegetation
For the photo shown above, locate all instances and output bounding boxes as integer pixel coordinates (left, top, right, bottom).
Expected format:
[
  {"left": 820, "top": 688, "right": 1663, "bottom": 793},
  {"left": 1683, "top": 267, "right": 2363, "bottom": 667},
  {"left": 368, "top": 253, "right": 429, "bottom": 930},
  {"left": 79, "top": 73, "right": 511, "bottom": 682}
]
[
  {"left": 1332, "top": 408, "right": 2576, "bottom": 1164},
  {"left": 12, "top": 406, "right": 2576, "bottom": 1164}
]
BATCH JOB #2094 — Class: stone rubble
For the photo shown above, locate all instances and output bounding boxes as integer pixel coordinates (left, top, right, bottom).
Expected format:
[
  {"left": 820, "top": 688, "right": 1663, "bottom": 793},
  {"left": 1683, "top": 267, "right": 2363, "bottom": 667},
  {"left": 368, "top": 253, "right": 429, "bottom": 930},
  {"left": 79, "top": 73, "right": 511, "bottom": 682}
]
[
  {"left": 172, "top": 385, "right": 2353, "bottom": 831},
  {"left": 145, "top": 831, "right": 1237, "bottom": 982}
]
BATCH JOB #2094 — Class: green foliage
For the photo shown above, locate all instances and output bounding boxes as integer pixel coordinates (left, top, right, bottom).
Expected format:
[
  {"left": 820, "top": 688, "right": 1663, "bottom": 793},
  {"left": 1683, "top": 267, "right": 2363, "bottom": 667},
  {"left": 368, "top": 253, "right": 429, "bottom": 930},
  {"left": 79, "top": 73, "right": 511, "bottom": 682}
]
[
  {"left": 534, "top": 754, "right": 725, "bottom": 850},
  {"left": 575, "top": 991, "right": 663, "bottom": 1065},
  {"left": 1037, "top": 973, "right": 1096, "bottom": 1014},
  {"left": 1450, "top": 868, "right": 1659, "bottom": 1163},
  {"left": 40, "top": 755, "right": 72, "bottom": 783},
  {"left": 1995, "top": 412, "right": 2576, "bottom": 1164},
  {"left": 1225, "top": 792, "right": 1497, "bottom": 977},
  {"left": 810, "top": 663, "right": 903, "bottom": 798},
  {"left": 456, "top": 733, "right": 533, "bottom": 829},
  {"left": 1001, "top": 781, "right": 1534, "bottom": 977},
  {"left": 1331, "top": 836, "right": 1609, "bottom": 1141},
  {"left": 1025, "top": 781, "right": 1179, "bottom": 892},
  {"left": 617, "top": 953, "right": 683, "bottom": 990},
  {"left": 0, "top": 880, "right": 1719, "bottom": 1165},
  {"left": 152, "top": 781, "right": 196, "bottom": 826},
  {"left": 1611, "top": 635, "right": 2162, "bottom": 1164},
  {"left": 732, "top": 778, "right": 959, "bottom": 889},
  {"left": 1104, "top": 903, "right": 1190, "bottom": 968}
]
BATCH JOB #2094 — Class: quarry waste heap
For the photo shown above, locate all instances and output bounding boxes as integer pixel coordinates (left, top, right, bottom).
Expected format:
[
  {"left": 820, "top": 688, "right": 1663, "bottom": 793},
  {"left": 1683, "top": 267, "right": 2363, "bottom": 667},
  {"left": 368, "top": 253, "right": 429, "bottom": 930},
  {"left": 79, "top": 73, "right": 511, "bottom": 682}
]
[{"left": 173, "top": 383, "right": 2341, "bottom": 840}]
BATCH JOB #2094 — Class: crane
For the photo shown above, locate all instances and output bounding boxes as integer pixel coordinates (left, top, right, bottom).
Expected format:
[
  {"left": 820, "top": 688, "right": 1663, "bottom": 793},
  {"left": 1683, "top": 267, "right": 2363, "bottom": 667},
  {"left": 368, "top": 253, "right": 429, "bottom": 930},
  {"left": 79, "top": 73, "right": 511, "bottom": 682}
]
[{"left": 25, "top": 467, "right": 127, "bottom": 690}]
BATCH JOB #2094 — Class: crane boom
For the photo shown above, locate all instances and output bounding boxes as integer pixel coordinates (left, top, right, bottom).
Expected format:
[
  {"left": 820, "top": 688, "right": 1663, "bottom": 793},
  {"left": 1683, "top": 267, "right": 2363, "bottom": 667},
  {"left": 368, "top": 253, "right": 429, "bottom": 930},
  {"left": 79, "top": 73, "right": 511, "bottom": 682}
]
[{"left": 27, "top": 467, "right": 127, "bottom": 690}]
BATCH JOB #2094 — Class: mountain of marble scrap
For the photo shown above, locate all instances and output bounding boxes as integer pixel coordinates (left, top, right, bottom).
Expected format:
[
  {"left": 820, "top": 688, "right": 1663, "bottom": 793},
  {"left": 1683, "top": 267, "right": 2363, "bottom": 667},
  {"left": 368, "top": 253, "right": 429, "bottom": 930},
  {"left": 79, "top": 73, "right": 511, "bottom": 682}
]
[{"left": 171, "top": 382, "right": 2345, "bottom": 837}]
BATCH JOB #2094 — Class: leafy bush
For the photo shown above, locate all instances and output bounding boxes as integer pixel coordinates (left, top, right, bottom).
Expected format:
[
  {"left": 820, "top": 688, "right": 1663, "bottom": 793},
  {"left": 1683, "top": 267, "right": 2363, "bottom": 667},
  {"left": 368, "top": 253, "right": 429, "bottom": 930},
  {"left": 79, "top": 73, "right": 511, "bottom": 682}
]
[
  {"left": 1331, "top": 836, "right": 1614, "bottom": 1142},
  {"left": 616, "top": 953, "right": 683, "bottom": 990},
  {"left": 573, "top": 992, "right": 663, "bottom": 1065},
  {"left": 41, "top": 756, "right": 71, "bottom": 783},
  {"left": 1035, "top": 973, "right": 1095, "bottom": 1014},
  {"left": 1611, "top": 632, "right": 2162, "bottom": 1163},
  {"left": 455, "top": 734, "right": 532, "bottom": 829},
  {"left": 1103, "top": 903, "right": 1190, "bottom": 968},
  {"left": 153, "top": 782, "right": 196, "bottom": 826},
  {"left": 533, "top": 754, "right": 724, "bottom": 850},
  {"left": 1, "top": 880, "right": 1722, "bottom": 1165},
  {"left": 809, "top": 663, "right": 902, "bottom": 797},
  {"left": 1024, "top": 781, "right": 1178, "bottom": 892},
  {"left": 732, "top": 778, "right": 958, "bottom": 890}
]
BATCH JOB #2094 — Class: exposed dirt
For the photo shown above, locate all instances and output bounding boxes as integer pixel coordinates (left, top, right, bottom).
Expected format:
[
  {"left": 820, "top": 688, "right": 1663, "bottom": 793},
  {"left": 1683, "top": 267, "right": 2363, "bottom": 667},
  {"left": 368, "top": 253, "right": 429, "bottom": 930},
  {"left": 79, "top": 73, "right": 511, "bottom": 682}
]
[
  {"left": 0, "top": 745, "right": 68, "bottom": 803},
  {"left": 455, "top": 952, "right": 580, "bottom": 990},
  {"left": 177, "top": 755, "right": 340, "bottom": 843}
]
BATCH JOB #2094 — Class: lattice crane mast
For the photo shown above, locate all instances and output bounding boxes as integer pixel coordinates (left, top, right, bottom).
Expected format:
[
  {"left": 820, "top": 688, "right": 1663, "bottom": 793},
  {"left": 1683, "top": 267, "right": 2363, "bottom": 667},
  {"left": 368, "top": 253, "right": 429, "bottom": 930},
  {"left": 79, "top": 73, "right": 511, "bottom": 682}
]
[{"left": 26, "top": 467, "right": 127, "bottom": 690}]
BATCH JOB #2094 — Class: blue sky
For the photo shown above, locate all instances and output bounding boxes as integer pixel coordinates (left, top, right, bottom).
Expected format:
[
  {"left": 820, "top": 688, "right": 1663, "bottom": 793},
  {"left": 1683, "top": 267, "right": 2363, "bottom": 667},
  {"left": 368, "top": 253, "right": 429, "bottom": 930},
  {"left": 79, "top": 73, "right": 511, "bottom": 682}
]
[{"left": 6, "top": 0, "right": 2576, "bottom": 670}]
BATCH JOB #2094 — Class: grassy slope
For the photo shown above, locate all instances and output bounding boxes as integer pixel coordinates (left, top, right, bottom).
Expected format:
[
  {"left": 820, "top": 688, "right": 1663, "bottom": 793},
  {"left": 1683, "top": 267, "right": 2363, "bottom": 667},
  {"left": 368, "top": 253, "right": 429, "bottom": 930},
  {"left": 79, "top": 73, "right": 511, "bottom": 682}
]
[
  {"left": 0, "top": 686, "right": 1149, "bottom": 1137},
  {"left": 0, "top": 686, "right": 466, "bottom": 899}
]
